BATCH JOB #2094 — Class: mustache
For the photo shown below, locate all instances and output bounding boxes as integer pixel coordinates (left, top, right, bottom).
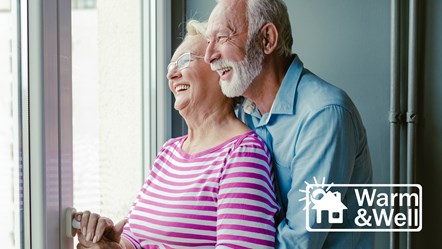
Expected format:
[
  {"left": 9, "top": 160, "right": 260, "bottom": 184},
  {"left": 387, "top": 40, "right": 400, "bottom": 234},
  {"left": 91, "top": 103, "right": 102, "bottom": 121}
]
[{"left": 210, "top": 60, "right": 233, "bottom": 71}]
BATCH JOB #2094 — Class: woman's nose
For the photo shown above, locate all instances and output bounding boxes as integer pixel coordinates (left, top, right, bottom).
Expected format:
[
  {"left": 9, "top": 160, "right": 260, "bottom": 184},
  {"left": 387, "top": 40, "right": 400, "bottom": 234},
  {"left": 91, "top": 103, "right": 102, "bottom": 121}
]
[{"left": 166, "top": 66, "right": 181, "bottom": 80}]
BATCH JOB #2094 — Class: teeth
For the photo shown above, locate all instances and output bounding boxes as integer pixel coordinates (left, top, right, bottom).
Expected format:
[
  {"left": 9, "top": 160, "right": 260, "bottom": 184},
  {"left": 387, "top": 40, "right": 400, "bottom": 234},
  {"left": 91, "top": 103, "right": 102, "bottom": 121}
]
[
  {"left": 175, "top": 85, "right": 190, "bottom": 92},
  {"left": 217, "top": 67, "right": 230, "bottom": 75}
]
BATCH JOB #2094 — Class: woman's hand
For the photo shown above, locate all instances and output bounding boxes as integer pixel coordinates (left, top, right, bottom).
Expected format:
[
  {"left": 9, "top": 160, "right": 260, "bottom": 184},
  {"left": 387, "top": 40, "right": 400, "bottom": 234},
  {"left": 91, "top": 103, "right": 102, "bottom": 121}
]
[
  {"left": 74, "top": 211, "right": 127, "bottom": 249},
  {"left": 77, "top": 233, "right": 122, "bottom": 249}
]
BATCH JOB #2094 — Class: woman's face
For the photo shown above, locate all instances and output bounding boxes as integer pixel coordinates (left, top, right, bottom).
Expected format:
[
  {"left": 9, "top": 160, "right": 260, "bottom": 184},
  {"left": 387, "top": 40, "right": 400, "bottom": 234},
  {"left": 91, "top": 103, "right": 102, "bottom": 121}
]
[{"left": 167, "top": 36, "right": 226, "bottom": 114}]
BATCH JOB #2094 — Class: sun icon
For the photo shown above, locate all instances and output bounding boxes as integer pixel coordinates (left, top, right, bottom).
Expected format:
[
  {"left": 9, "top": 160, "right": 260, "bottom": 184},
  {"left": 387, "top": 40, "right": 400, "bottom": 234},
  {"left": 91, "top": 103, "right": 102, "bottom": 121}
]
[{"left": 299, "top": 176, "right": 334, "bottom": 210}]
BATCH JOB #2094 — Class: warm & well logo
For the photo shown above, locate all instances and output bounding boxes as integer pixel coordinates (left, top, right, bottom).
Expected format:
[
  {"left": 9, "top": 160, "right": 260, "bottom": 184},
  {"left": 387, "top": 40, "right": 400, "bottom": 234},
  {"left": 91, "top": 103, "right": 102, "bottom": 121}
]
[{"left": 300, "top": 177, "right": 422, "bottom": 232}]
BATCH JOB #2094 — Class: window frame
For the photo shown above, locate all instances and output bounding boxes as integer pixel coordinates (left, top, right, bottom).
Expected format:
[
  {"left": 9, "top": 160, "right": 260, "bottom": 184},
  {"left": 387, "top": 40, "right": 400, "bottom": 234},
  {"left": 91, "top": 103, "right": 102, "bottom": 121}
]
[
  {"left": 144, "top": 0, "right": 173, "bottom": 176},
  {"left": 26, "top": 0, "right": 73, "bottom": 247},
  {"left": 22, "top": 0, "right": 173, "bottom": 248}
]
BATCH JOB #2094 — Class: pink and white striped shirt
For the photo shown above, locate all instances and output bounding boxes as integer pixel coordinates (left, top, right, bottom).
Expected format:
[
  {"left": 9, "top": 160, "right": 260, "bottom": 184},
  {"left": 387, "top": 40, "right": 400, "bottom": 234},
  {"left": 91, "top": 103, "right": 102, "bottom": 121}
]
[{"left": 122, "top": 131, "right": 278, "bottom": 249}]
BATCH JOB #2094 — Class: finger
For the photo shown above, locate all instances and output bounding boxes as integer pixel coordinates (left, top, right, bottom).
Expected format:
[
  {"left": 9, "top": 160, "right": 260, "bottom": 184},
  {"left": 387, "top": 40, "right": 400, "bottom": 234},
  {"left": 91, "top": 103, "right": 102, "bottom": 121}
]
[
  {"left": 77, "top": 232, "right": 93, "bottom": 248},
  {"left": 86, "top": 213, "right": 100, "bottom": 242},
  {"left": 76, "top": 243, "right": 86, "bottom": 249},
  {"left": 114, "top": 218, "right": 128, "bottom": 236},
  {"left": 74, "top": 211, "right": 83, "bottom": 220},
  {"left": 92, "top": 217, "right": 114, "bottom": 243},
  {"left": 80, "top": 210, "right": 91, "bottom": 236},
  {"left": 74, "top": 213, "right": 83, "bottom": 232},
  {"left": 107, "top": 218, "right": 128, "bottom": 243}
]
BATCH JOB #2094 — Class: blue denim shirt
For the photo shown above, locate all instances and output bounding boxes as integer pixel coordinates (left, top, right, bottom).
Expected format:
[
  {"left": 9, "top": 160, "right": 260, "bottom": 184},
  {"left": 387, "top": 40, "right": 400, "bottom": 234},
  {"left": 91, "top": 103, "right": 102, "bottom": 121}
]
[{"left": 239, "top": 56, "right": 373, "bottom": 249}]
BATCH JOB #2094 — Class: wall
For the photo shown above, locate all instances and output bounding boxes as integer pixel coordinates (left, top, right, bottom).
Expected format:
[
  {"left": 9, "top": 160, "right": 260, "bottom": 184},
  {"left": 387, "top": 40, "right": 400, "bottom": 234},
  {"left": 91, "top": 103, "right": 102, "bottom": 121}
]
[
  {"left": 417, "top": 0, "right": 442, "bottom": 248},
  {"left": 185, "top": 0, "right": 441, "bottom": 248},
  {"left": 186, "top": 0, "right": 215, "bottom": 20},
  {"left": 286, "top": 1, "right": 389, "bottom": 247}
]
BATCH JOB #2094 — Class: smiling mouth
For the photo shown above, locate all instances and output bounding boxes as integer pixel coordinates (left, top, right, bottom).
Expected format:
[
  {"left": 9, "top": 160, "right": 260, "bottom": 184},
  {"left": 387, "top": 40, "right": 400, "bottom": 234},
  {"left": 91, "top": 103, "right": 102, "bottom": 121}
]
[
  {"left": 216, "top": 67, "right": 232, "bottom": 77},
  {"left": 175, "top": 84, "right": 190, "bottom": 93}
]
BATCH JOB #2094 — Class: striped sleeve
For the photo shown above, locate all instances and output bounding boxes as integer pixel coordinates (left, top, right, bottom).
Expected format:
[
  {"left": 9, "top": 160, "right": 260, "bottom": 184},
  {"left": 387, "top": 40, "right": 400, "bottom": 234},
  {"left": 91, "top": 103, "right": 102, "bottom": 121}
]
[
  {"left": 121, "top": 223, "right": 141, "bottom": 249},
  {"left": 121, "top": 182, "right": 147, "bottom": 249},
  {"left": 216, "top": 136, "right": 278, "bottom": 248},
  {"left": 120, "top": 139, "right": 175, "bottom": 248}
]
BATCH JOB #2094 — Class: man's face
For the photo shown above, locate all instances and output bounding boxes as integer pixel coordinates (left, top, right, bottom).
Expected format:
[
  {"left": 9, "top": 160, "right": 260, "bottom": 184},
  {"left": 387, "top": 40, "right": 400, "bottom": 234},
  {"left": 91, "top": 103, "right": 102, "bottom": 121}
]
[{"left": 205, "top": 0, "right": 264, "bottom": 97}]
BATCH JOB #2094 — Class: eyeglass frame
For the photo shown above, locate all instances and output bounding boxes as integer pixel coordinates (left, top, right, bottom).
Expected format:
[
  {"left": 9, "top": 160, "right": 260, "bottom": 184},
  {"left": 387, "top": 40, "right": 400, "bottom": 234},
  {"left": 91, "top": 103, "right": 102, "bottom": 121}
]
[{"left": 167, "top": 52, "right": 205, "bottom": 75}]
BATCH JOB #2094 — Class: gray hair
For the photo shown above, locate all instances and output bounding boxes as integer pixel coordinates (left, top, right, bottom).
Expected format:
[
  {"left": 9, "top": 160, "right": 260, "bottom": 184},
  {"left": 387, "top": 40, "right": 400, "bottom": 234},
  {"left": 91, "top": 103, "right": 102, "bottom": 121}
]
[{"left": 246, "top": 0, "right": 293, "bottom": 57}]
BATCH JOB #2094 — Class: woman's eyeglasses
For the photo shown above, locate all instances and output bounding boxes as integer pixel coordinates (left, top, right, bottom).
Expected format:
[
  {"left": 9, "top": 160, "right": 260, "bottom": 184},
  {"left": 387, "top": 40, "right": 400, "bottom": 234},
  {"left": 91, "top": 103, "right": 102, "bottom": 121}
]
[{"left": 167, "top": 52, "right": 204, "bottom": 75}]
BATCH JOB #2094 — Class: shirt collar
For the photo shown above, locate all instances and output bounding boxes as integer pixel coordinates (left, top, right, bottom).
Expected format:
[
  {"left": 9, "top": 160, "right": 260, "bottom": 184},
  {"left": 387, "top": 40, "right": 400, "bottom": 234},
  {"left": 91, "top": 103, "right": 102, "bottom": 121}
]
[{"left": 244, "top": 55, "right": 304, "bottom": 123}]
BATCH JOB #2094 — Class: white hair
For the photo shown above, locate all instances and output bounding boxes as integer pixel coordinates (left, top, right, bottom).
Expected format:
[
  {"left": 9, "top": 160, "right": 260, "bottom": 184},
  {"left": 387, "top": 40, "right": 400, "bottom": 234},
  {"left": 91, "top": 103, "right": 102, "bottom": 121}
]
[{"left": 185, "top": 19, "right": 208, "bottom": 37}]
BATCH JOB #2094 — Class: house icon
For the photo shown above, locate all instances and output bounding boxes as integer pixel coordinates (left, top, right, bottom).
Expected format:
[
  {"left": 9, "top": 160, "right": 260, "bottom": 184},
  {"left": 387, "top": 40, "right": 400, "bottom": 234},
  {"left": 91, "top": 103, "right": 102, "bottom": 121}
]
[{"left": 311, "top": 188, "right": 348, "bottom": 224}]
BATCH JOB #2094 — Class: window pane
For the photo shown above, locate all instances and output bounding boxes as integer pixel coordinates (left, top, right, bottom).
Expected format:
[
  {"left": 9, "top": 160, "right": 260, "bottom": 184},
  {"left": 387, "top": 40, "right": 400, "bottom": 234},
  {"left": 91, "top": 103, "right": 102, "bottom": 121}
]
[
  {"left": 0, "top": 0, "right": 23, "bottom": 248},
  {"left": 71, "top": 0, "right": 144, "bottom": 243}
]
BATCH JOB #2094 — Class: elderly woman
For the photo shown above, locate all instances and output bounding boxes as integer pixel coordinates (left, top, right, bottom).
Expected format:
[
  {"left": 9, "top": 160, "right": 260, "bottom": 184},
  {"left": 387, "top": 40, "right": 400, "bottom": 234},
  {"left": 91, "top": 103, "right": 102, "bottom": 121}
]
[{"left": 75, "top": 20, "right": 278, "bottom": 249}]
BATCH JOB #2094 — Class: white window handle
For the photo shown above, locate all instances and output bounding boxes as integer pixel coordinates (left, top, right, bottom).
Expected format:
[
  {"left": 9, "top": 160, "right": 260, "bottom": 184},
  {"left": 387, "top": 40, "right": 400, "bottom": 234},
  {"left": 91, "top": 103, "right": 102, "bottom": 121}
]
[{"left": 65, "top": 207, "right": 81, "bottom": 238}]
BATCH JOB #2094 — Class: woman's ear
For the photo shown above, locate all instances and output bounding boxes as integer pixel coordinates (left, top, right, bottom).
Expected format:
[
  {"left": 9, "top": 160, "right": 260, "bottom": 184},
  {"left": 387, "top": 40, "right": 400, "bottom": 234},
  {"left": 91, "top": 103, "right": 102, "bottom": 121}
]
[{"left": 260, "top": 23, "right": 278, "bottom": 54}]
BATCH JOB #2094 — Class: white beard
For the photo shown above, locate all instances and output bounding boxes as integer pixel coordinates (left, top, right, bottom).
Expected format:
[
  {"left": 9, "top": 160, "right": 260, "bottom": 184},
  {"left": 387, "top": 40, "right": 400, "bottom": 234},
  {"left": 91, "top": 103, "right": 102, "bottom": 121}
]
[{"left": 212, "top": 38, "right": 264, "bottom": 97}]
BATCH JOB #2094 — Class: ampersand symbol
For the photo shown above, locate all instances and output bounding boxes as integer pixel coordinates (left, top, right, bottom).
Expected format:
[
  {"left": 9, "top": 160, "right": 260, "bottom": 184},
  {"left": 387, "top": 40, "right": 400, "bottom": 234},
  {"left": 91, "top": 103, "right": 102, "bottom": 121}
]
[{"left": 355, "top": 209, "right": 372, "bottom": 227}]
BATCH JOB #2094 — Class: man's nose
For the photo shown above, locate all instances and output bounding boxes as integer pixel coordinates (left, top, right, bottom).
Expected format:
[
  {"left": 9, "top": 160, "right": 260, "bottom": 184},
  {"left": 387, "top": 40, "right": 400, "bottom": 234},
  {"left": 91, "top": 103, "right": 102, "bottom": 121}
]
[{"left": 204, "top": 41, "right": 220, "bottom": 64}]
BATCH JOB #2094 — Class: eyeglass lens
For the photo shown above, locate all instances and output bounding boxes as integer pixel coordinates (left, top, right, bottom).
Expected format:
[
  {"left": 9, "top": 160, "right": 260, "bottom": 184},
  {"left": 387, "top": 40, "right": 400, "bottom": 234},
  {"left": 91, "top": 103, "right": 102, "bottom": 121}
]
[{"left": 167, "top": 53, "right": 192, "bottom": 74}]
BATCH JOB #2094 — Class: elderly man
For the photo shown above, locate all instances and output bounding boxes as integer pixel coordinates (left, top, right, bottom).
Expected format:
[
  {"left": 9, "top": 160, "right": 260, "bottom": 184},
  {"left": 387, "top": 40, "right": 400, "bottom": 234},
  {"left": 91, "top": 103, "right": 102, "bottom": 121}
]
[{"left": 204, "top": 0, "right": 373, "bottom": 248}]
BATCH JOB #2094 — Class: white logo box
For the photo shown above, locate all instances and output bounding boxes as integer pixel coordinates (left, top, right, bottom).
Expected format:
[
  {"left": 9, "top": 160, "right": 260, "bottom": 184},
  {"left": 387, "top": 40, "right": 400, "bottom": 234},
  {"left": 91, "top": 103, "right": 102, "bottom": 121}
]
[{"left": 304, "top": 184, "right": 422, "bottom": 232}]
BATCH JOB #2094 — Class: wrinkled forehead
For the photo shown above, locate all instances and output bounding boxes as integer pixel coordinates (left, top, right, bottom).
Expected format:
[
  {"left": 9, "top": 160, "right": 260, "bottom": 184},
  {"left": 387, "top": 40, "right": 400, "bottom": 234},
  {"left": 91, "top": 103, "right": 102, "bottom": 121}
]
[
  {"left": 206, "top": 0, "right": 247, "bottom": 36},
  {"left": 172, "top": 36, "right": 207, "bottom": 60}
]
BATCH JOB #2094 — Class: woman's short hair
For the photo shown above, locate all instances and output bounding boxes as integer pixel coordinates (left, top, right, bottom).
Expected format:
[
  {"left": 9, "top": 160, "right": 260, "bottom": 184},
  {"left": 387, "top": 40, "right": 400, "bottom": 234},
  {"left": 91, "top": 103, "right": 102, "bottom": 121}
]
[{"left": 185, "top": 20, "right": 208, "bottom": 38}]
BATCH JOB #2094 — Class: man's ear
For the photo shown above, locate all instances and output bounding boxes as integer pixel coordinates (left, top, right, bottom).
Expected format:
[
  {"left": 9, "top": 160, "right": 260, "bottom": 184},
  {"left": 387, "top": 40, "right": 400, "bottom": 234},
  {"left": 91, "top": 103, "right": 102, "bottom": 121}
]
[{"left": 260, "top": 23, "right": 278, "bottom": 54}]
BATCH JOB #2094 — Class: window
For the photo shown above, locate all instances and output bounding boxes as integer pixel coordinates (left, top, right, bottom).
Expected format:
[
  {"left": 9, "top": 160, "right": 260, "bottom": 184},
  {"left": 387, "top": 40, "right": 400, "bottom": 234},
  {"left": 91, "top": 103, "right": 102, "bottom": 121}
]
[
  {"left": 3, "top": 0, "right": 173, "bottom": 248},
  {"left": 71, "top": 0, "right": 144, "bottom": 228},
  {"left": 71, "top": 0, "right": 172, "bottom": 247},
  {"left": 0, "top": 0, "right": 24, "bottom": 248}
]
